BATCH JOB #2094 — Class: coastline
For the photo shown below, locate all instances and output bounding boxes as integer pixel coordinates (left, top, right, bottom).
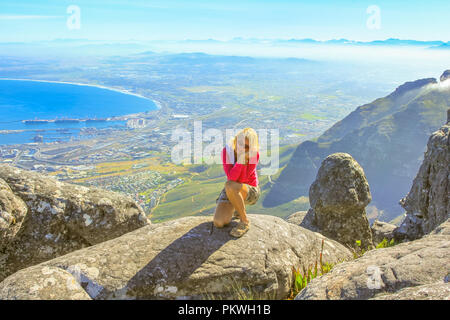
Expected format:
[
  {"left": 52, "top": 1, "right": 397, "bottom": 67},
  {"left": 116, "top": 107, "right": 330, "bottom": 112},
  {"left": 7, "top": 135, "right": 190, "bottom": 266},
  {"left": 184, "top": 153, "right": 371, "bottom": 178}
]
[{"left": 0, "top": 78, "right": 162, "bottom": 110}]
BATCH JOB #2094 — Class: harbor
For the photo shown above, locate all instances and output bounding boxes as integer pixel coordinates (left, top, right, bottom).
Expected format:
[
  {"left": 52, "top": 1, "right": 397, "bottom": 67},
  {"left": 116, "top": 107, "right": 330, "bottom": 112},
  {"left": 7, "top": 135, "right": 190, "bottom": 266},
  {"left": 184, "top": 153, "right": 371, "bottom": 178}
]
[{"left": 22, "top": 117, "right": 110, "bottom": 124}]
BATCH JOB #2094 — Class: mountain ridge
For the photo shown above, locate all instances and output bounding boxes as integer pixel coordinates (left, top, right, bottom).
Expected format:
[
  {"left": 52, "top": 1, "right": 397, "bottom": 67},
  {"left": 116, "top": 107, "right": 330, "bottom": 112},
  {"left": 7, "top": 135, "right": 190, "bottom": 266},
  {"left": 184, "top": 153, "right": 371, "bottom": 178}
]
[{"left": 263, "top": 71, "right": 450, "bottom": 221}]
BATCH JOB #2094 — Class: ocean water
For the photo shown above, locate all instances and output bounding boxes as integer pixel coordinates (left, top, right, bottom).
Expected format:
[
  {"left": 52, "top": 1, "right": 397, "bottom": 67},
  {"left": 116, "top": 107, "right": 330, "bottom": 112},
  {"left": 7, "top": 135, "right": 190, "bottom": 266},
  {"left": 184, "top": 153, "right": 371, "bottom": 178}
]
[{"left": 0, "top": 79, "right": 156, "bottom": 145}]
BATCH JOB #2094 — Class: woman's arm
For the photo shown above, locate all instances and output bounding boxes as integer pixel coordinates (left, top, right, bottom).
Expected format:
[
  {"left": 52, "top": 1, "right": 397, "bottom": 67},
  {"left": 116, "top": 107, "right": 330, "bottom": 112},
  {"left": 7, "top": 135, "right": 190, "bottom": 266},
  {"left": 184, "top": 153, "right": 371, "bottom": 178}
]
[
  {"left": 245, "top": 152, "right": 259, "bottom": 174},
  {"left": 222, "top": 148, "right": 244, "bottom": 181}
]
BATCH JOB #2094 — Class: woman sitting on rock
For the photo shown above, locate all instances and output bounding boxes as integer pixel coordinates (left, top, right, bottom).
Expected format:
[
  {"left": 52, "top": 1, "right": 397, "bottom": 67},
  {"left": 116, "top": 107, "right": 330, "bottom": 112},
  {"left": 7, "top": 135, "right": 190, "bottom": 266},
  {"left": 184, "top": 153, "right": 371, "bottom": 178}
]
[{"left": 213, "top": 127, "right": 261, "bottom": 237}]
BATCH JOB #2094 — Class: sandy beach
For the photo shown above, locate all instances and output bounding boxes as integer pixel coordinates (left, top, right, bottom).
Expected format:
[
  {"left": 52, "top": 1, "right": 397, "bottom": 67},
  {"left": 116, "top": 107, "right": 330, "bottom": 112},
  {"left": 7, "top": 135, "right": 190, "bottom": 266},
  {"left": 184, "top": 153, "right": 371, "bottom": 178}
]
[{"left": 0, "top": 78, "right": 162, "bottom": 110}]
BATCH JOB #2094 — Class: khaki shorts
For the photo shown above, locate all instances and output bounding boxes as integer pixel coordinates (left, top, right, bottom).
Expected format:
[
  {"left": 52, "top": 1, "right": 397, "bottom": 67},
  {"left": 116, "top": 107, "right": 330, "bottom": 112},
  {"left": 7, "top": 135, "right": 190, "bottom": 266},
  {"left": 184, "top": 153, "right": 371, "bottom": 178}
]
[{"left": 216, "top": 184, "right": 261, "bottom": 206}]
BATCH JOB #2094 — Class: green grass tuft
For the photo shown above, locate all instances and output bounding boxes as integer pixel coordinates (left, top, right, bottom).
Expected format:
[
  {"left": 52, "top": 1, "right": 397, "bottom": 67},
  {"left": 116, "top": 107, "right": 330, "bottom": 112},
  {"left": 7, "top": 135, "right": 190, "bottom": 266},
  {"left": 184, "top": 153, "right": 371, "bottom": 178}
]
[
  {"left": 376, "top": 238, "right": 396, "bottom": 249},
  {"left": 287, "top": 239, "right": 335, "bottom": 299}
]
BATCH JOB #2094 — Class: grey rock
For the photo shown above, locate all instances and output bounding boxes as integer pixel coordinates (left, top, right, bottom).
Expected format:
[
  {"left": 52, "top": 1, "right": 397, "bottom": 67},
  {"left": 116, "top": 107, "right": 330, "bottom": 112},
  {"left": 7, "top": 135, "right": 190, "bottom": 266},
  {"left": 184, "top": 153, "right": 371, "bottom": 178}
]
[
  {"left": 309, "top": 153, "right": 374, "bottom": 250},
  {"left": 285, "top": 209, "right": 319, "bottom": 232},
  {"left": 0, "top": 215, "right": 352, "bottom": 300},
  {"left": 295, "top": 219, "right": 450, "bottom": 300},
  {"left": 371, "top": 282, "right": 450, "bottom": 300},
  {"left": 0, "top": 178, "right": 28, "bottom": 249},
  {"left": 0, "top": 265, "right": 91, "bottom": 300},
  {"left": 430, "top": 219, "right": 450, "bottom": 236},
  {"left": 0, "top": 165, "right": 150, "bottom": 281},
  {"left": 371, "top": 220, "right": 397, "bottom": 245},
  {"left": 395, "top": 121, "right": 449, "bottom": 241}
]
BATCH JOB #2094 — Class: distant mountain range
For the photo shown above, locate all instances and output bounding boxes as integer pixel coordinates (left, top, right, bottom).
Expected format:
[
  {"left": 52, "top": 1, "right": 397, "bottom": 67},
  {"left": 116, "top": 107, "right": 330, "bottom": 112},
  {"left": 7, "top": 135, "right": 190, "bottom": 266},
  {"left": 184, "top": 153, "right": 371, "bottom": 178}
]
[
  {"left": 263, "top": 71, "right": 450, "bottom": 222},
  {"left": 274, "top": 38, "right": 450, "bottom": 48},
  {"left": 1, "top": 37, "right": 447, "bottom": 58},
  {"left": 1, "top": 38, "right": 449, "bottom": 49}
]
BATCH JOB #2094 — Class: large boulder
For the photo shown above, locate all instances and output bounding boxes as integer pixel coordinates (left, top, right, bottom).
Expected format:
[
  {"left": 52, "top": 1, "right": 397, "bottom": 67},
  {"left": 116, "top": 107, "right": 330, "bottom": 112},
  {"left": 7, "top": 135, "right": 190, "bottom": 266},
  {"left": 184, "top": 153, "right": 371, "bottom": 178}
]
[
  {"left": 308, "top": 153, "right": 374, "bottom": 250},
  {"left": 0, "top": 215, "right": 353, "bottom": 300},
  {"left": 0, "top": 165, "right": 150, "bottom": 281},
  {"left": 285, "top": 209, "right": 318, "bottom": 232},
  {"left": 394, "top": 117, "right": 449, "bottom": 241},
  {"left": 295, "top": 219, "right": 450, "bottom": 300},
  {"left": 370, "top": 220, "right": 396, "bottom": 245}
]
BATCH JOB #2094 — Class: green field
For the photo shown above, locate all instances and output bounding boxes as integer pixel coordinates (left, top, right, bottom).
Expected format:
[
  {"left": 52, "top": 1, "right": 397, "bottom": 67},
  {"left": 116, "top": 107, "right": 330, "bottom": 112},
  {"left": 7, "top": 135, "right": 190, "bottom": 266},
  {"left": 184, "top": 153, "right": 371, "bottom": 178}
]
[{"left": 299, "top": 113, "right": 327, "bottom": 120}]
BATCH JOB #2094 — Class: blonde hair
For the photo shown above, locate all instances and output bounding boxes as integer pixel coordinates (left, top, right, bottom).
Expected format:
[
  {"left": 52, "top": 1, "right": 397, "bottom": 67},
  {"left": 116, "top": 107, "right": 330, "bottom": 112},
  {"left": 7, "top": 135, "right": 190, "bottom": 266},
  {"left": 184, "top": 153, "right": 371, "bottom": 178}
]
[{"left": 231, "top": 127, "right": 259, "bottom": 155}]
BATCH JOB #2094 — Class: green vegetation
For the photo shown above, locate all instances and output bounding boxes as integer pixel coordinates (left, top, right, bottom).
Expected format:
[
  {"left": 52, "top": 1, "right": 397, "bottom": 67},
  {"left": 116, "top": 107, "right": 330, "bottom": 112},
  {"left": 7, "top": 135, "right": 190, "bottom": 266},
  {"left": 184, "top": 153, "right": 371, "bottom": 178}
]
[
  {"left": 352, "top": 240, "right": 368, "bottom": 258},
  {"left": 149, "top": 164, "right": 224, "bottom": 222},
  {"left": 376, "top": 238, "right": 396, "bottom": 249},
  {"left": 353, "top": 237, "right": 398, "bottom": 259},
  {"left": 299, "top": 113, "right": 326, "bottom": 120},
  {"left": 288, "top": 239, "right": 334, "bottom": 299}
]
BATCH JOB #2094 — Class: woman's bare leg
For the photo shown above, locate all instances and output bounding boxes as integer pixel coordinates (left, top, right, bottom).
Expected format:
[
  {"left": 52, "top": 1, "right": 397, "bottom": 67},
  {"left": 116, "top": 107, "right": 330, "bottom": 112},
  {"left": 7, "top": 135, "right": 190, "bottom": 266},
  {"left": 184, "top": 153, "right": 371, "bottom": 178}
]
[
  {"left": 225, "top": 180, "right": 249, "bottom": 224},
  {"left": 213, "top": 202, "right": 235, "bottom": 228}
]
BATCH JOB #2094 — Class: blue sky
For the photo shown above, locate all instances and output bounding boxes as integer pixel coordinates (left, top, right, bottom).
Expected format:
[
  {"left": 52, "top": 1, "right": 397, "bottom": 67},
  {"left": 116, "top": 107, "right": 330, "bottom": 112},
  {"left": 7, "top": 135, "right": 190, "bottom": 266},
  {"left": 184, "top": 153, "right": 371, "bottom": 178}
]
[{"left": 1, "top": 0, "right": 449, "bottom": 42}]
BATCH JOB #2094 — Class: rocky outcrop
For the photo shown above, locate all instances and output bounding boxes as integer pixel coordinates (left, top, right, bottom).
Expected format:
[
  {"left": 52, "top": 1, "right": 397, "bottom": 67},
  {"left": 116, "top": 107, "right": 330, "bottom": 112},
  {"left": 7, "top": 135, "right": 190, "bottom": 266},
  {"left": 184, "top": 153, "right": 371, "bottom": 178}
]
[
  {"left": 394, "top": 117, "right": 449, "bottom": 241},
  {"left": 265, "top": 74, "right": 449, "bottom": 222},
  {"left": 308, "top": 153, "right": 374, "bottom": 250},
  {"left": 372, "top": 282, "right": 450, "bottom": 300},
  {"left": 295, "top": 120, "right": 449, "bottom": 300},
  {"left": 0, "top": 178, "right": 28, "bottom": 250},
  {"left": 0, "top": 215, "right": 352, "bottom": 300},
  {"left": 0, "top": 165, "right": 150, "bottom": 281},
  {"left": 370, "top": 220, "right": 396, "bottom": 245},
  {"left": 285, "top": 209, "right": 318, "bottom": 232},
  {"left": 295, "top": 219, "right": 450, "bottom": 300}
]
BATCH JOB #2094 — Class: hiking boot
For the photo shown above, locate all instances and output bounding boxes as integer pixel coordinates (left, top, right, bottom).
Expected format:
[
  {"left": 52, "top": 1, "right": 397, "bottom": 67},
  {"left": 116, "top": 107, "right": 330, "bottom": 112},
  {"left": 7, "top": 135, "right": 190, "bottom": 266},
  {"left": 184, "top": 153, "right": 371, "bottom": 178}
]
[{"left": 230, "top": 221, "right": 250, "bottom": 238}]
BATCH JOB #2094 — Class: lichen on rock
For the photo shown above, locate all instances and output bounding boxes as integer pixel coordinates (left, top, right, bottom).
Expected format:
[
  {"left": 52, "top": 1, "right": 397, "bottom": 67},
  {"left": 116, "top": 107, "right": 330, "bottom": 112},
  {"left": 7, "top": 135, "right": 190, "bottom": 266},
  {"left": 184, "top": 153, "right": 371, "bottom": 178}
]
[
  {"left": 394, "top": 117, "right": 449, "bottom": 241},
  {"left": 307, "top": 153, "right": 374, "bottom": 250},
  {"left": 0, "top": 215, "right": 352, "bottom": 300},
  {"left": 0, "top": 164, "right": 151, "bottom": 281}
]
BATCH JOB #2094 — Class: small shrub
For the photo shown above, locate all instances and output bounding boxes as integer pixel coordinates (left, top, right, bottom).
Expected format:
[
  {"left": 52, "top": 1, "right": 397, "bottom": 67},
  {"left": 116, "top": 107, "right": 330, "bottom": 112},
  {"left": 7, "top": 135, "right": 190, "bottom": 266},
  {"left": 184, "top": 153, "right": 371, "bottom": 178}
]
[
  {"left": 352, "top": 239, "right": 367, "bottom": 258},
  {"left": 288, "top": 239, "right": 334, "bottom": 299},
  {"left": 376, "top": 238, "right": 396, "bottom": 249},
  {"left": 352, "top": 237, "right": 397, "bottom": 258}
]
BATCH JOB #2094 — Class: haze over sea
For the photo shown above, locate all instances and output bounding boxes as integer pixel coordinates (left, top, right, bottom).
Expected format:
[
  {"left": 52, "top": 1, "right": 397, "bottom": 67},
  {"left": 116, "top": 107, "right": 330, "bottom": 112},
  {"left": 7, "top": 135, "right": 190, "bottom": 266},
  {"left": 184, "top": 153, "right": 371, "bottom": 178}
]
[{"left": 0, "top": 79, "right": 157, "bottom": 145}]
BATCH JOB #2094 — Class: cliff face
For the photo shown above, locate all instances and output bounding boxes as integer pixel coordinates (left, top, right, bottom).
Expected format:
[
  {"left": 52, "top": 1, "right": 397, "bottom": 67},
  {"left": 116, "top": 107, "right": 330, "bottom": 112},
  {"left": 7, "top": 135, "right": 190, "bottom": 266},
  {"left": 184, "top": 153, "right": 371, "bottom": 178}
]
[
  {"left": 394, "top": 113, "right": 449, "bottom": 241},
  {"left": 0, "top": 165, "right": 150, "bottom": 281},
  {"left": 265, "top": 72, "right": 450, "bottom": 222}
]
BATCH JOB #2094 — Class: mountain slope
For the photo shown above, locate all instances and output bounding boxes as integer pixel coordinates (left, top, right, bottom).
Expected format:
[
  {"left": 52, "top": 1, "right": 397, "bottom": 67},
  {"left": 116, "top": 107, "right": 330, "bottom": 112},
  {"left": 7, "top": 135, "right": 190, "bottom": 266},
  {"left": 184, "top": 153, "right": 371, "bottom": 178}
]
[{"left": 264, "top": 72, "right": 450, "bottom": 221}]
